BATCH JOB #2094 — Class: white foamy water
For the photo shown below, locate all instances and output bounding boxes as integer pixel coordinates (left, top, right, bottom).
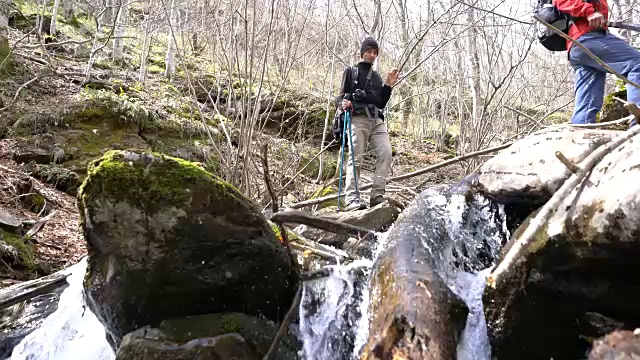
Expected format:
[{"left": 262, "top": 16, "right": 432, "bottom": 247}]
[{"left": 10, "top": 257, "right": 114, "bottom": 360}]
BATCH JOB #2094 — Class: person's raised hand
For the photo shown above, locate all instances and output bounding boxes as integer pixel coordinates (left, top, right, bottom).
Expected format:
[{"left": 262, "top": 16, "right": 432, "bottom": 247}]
[
  {"left": 385, "top": 68, "right": 400, "bottom": 87},
  {"left": 342, "top": 99, "right": 352, "bottom": 110},
  {"left": 588, "top": 12, "right": 606, "bottom": 28}
]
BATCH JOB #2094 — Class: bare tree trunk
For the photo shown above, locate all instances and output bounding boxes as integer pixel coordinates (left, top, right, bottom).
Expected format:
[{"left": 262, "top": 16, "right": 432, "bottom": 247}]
[
  {"left": 465, "top": 8, "right": 482, "bottom": 162},
  {"left": 164, "top": 0, "right": 177, "bottom": 80},
  {"left": 50, "top": 0, "right": 60, "bottom": 36},
  {"left": 113, "top": 1, "right": 127, "bottom": 61},
  {"left": 103, "top": 0, "right": 114, "bottom": 25},
  {"left": 1, "top": 0, "right": 13, "bottom": 70},
  {"left": 139, "top": 21, "right": 152, "bottom": 83},
  {"left": 62, "top": 0, "right": 74, "bottom": 21},
  {"left": 316, "top": 31, "right": 338, "bottom": 182},
  {"left": 396, "top": 0, "right": 418, "bottom": 130}
]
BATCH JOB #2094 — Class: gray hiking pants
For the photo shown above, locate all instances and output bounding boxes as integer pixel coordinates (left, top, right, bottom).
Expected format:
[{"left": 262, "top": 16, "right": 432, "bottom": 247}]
[{"left": 345, "top": 114, "right": 392, "bottom": 201}]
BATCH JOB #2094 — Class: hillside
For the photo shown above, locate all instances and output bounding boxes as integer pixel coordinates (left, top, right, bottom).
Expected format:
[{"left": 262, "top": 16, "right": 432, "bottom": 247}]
[{"left": 0, "top": 1, "right": 465, "bottom": 282}]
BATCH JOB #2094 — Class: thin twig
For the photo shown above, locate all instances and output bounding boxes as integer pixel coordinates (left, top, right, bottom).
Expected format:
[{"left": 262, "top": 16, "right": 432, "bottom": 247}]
[
  {"left": 262, "top": 285, "right": 302, "bottom": 360},
  {"left": 533, "top": 14, "right": 640, "bottom": 89},
  {"left": 568, "top": 115, "right": 634, "bottom": 128},
  {"left": 504, "top": 105, "right": 545, "bottom": 128},
  {"left": 0, "top": 77, "right": 39, "bottom": 112},
  {"left": 21, "top": 36, "right": 135, "bottom": 49}
]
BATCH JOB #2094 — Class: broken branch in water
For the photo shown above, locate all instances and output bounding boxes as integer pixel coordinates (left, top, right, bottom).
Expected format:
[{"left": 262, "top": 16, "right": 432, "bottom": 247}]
[
  {"left": 290, "top": 142, "right": 513, "bottom": 209},
  {"left": 271, "top": 210, "right": 375, "bottom": 239},
  {"left": 0, "top": 271, "right": 69, "bottom": 311},
  {"left": 263, "top": 285, "right": 302, "bottom": 360},
  {"left": 487, "top": 125, "right": 640, "bottom": 288}
]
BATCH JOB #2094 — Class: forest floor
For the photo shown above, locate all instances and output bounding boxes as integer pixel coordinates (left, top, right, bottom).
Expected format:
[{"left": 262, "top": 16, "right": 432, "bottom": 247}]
[{"left": 0, "top": 10, "right": 468, "bottom": 284}]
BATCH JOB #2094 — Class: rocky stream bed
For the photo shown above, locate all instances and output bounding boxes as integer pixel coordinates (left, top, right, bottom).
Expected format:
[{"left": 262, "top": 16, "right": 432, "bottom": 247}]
[{"left": 1, "top": 125, "right": 640, "bottom": 360}]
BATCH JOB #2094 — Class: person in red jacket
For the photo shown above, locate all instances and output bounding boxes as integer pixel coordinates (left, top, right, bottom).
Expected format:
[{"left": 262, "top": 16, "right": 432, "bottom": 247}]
[{"left": 554, "top": 0, "right": 640, "bottom": 125}]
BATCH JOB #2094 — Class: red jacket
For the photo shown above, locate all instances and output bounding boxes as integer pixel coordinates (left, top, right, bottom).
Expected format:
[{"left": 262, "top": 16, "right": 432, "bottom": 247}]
[{"left": 553, "top": 0, "right": 609, "bottom": 50}]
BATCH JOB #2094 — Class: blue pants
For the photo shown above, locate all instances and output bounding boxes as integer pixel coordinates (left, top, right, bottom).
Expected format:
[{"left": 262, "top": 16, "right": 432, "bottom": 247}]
[{"left": 569, "top": 30, "right": 640, "bottom": 125}]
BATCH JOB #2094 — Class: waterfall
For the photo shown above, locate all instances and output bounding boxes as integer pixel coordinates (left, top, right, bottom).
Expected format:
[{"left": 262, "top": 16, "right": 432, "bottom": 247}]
[
  {"left": 10, "top": 257, "right": 115, "bottom": 360},
  {"left": 297, "top": 188, "right": 507, "bottom": 360},
  {"left": 6, "top": 187, "right": 506, "bottom": 360},
  {"left": 298, "top": 232, "right": 388, "bottom": 360}
]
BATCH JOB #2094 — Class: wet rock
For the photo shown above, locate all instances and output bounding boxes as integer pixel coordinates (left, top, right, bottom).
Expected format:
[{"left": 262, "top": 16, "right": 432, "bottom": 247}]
[
  {"left": 116, "top": 332, "right": 259, "bottom": 360},
  {"left": 115, "top": 313, "right": 300, "bottom": 360},
  {"left": 0, "top": 290, "right": 65, "bottom": 358},
  {"left": 294, "top": 202, "right": 401, "bottom": 247},
  {"left": 477, "top": 127, "right": 616, "bottom": 205},
  {"left": 79, "top": 150, "right": 298, "bottom": 349},
  {"left": 588, "top": 329, "right": 640, "bottom": 360},
  {"left": 483, "top": 130, "right": 640, "bottom": 359}
]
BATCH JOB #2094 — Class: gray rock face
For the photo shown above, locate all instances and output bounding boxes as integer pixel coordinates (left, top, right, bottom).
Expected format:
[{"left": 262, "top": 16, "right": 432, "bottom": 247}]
[
  {"left": 482, "top": 127, "right": 640, "bottom": 359},
  {"left": 477, "top": 126, "right": 617, "bottom": 203},
  {"left": 79, "top": 150, "right": 298, "bottom": 349}
]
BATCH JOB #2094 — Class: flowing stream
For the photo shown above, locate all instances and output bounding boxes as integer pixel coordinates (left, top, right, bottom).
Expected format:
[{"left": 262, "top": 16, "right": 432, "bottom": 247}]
[
  {"left": 6, "top": 186, "right": 507, "bottom": 360},
  {"left": 297, "top": 187, "right": 507, "bottom": 360}
]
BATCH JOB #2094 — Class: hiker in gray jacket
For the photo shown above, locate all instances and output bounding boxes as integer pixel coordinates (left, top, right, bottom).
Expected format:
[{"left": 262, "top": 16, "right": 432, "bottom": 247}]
[{"left": 338, "top": 36, "right": 399, "bottom": 211}]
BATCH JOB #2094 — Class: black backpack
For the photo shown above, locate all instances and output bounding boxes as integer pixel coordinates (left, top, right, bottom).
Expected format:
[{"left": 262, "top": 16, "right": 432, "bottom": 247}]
[
  {"left": 331, "top": 66, "right": 376, "bottom": 143},
  {"left": 534, "top": 0, "right": 572, "bottom": 51},
  {"left": 331, "top": 66, "right": 359, "bottom": 144}
]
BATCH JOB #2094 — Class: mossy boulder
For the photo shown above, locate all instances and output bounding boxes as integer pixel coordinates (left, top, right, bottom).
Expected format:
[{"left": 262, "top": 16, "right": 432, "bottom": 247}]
[
  {"left": 78, "top": 150, "right": 298, "bottom": 349},
  {"left": 0, "top": 229, "right": 37, "bottom": 279},
  {"left": 116, "top": 332, "right": 259, "bottom": 360},
  {"left": 115, "top": 312, "right": 300, "bottom": 360},
  {"left": 601, "top": 89, "right": 628, "bottom": 123},
  {"left": 483, "top": 128, "right": 640, "bottom": 359}
]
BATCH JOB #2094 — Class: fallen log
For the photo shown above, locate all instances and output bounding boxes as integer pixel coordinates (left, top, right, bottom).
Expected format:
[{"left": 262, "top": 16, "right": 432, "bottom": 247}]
[
  {"left": 0, "top": 271, "right": 70, "bottom": 311},
  {"left": 360, "top": 188, "right": 469, "bottom": 360},
  {"left": 270, "top": 210, "right": 375, "bottom": 240},
  {"left": 290, "top": 142, "right": 513, "bottom": 209}
]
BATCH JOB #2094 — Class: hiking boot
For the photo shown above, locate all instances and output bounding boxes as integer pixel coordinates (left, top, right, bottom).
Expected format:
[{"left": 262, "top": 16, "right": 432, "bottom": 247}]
[
  {"left": 370, "top": 195, "right": 385, "bottom": 208},
  {"left": 345, "top": 198, "right": 366, "bottom": 211}
]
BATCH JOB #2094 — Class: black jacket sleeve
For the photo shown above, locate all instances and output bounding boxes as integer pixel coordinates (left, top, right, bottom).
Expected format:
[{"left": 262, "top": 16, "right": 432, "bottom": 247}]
[
  {"left": 336, "top": 67, "right": 352, "bottom": 107},
  {"left": 379, "top": 85, "right": 392, "bottom": 109}
]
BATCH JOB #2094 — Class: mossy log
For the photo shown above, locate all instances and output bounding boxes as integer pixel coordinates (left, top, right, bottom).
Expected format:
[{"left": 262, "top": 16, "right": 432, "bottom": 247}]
[{"left": 359, "top": 230, "right": 468, "bottom": 360}]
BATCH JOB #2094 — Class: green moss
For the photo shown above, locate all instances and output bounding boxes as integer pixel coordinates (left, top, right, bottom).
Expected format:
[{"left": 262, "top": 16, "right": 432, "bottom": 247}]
[
  {"left": 269, "top": 221, "right": 299, "bottom": 242},
  {"left": 0, "top": 36, "right": 13, "bottom": 72},
  {"left": 298, "top": 151, "right": 336, "bottom": 181},
  {"left": 309, "top": 185, "right": 341, "bottom": 209},
  {"left": 78, "top": 150, "right": 241, "bottom": 216},
  {"left": 148, "top": 65, "right": 163, "bottom": 74},
  {"left": 1, "top": 230, "right": 36, "bottom": 270}
]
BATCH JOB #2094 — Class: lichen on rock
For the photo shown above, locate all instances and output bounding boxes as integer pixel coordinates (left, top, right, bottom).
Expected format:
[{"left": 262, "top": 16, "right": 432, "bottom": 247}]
[{"left": 78, "top": 149, "right": 298, "bottom": 349}]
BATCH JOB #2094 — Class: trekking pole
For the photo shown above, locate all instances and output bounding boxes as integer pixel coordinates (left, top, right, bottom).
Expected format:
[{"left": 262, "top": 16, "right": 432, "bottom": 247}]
[
  {"left": 346, "top": 109, "right": 362, "bottom": 203},
  {"left": 337, "top": 108, "right": 349, "bottom": 212},
  {"left": 608, "top": 21, "right": 640, "bottom": 33}
]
